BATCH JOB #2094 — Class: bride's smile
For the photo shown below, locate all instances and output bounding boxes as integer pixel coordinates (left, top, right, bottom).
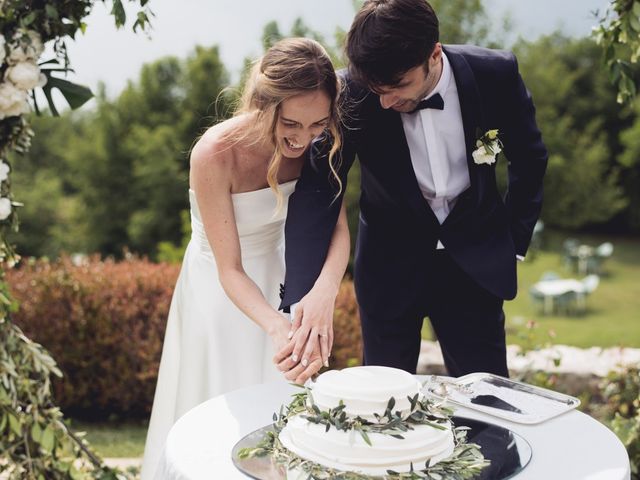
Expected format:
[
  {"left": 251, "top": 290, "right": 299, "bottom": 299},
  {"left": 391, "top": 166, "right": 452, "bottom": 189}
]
[{"left": 276, "top": 89, "right": 331, "bottom": 159}]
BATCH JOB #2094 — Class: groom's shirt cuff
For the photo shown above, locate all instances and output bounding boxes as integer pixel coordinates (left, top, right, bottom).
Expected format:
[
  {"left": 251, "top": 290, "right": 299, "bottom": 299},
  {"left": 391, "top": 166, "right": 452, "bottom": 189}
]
[
  {"left": 516, "top": 255, "right": 525, "bottom": 262},
  {"left": 289, "top": 302, "right": 299, "bottom": 322}
]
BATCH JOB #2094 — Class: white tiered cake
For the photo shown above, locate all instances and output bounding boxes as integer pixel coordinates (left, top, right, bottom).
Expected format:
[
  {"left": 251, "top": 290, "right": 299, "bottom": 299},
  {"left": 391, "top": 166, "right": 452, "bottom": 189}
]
[{"left": 278, "top": 366, "right": 455, "bottom": 477}]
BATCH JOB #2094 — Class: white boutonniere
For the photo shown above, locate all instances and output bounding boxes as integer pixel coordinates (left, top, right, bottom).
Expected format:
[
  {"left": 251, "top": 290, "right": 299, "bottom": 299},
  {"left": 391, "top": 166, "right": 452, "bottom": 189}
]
[{"left": 472, "top": 129, "right": 502, "bottom": 165}]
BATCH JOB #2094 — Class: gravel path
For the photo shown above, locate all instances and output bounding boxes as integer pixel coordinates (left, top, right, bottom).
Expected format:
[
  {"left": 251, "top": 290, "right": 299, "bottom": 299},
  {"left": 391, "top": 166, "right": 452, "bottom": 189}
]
[{"left": 418, "top": 340, "right": 640, "bottom": 376}]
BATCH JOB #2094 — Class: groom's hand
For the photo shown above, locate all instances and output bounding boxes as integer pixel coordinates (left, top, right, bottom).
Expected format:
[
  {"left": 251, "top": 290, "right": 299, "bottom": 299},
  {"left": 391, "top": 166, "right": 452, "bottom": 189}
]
[{"left": 287, "top": 287, "right": 336, "bottom": 369}]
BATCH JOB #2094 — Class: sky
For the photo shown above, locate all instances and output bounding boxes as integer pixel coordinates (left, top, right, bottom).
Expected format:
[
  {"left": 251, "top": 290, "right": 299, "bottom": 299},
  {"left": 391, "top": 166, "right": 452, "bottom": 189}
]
[{"left": 57, "top": 0, "right": 610, "bottom": 103}]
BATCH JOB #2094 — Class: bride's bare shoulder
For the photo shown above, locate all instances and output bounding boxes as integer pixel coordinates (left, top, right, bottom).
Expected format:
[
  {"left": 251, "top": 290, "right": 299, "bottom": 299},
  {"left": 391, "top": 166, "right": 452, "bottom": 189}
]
[{"left": 190, "top": 115, "right": 253, "bottom": 174}]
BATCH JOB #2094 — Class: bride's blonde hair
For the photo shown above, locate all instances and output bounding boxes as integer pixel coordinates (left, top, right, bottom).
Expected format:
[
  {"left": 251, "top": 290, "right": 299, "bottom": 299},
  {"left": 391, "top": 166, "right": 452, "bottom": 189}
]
[{"left": 234, "top": 38, "right": 343, "bottom": 211}]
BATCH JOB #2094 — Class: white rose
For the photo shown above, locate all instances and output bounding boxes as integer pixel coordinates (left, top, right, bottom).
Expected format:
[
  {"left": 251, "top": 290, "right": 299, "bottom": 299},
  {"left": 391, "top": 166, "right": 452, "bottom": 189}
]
[
  {"left": 0, "top": 81, "right": 30, "bottom": 119},
  {"left": 0, "top": 161, "right": 10, "bottom": 182},
  {"left": 8, "top": 29, "right": 44, "bottom": 64},
  {"left": 0, "top": 197, "right": 12, "bottom": 221},
  {"left": 472, "top": 146, "right": 497, "bottom": 165},
  {"left": 0, "top": 35, "right": 6, "bottom": 65},
  {"left": 5, "top": 61, "right": 46, "bottom": 90}
]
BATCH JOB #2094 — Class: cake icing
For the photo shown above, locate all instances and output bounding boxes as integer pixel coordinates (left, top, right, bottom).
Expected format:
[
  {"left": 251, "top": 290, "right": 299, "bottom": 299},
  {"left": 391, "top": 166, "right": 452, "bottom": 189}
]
[
  {"left": 279, "top": 414, "right": 454, "bottom": 476},
  {"left": 311, "top": 366, "right": 424, "bottom": 419},
  {"left": 278, "top": 366, "right": 455, "bottom": 476}
]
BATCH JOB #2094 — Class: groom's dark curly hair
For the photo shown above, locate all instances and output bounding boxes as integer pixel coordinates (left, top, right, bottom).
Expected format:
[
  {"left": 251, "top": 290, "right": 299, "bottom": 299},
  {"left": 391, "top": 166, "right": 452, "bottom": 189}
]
[{"left": 346, "top": 0, "right": 439, "bottom": 88}]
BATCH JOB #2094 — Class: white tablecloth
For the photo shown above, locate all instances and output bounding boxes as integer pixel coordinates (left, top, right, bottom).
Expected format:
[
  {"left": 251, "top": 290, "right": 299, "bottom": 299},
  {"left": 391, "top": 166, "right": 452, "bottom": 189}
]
[
  {"left": 155, "top": 379, "right": 630, "bottom": 480},
  {"left": 533, "top": 279, "right": 585, "bottom": 296}
]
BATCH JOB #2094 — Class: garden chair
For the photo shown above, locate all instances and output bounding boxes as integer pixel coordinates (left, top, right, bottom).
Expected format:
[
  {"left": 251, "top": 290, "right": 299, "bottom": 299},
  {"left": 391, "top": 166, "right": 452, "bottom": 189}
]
[
  {"left": 530, "top": 284, "right": 578, "bottom": 315},
  {"left": 555, "top": 290, "right": 579, "bottom": 315},
  {"left": 581, "top": 274, "right": 600, "bottom": 294},
  {"left": 562, "top": 238, "right": 580, "bottom": 271},
  {"left": 529, "top": 284, "right": 547, "bottom": 314},
  {"left": 587, "top": 242, "right": 614, "bottom": 274},
  {"left": 572, "top": 275, "right": 599, "bottom": 313}
]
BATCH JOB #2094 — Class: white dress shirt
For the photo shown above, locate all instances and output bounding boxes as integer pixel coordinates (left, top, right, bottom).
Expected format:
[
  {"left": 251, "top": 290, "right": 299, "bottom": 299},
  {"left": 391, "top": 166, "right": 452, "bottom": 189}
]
[{"left": 400, "top": 52, "right": 469, "bottom": 249}]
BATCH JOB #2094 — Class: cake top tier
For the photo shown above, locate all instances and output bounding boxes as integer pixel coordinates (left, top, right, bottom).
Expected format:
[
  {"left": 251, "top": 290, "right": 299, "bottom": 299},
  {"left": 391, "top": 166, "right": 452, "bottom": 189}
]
[{"left": 311, "top": 366, "right": 422, "bottom": 419}]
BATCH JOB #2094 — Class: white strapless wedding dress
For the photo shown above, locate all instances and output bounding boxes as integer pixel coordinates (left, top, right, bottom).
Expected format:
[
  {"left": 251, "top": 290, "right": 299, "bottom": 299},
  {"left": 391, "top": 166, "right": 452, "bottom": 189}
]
[{"left": 141, "top": 180, "right": 297, "bottom": 480}]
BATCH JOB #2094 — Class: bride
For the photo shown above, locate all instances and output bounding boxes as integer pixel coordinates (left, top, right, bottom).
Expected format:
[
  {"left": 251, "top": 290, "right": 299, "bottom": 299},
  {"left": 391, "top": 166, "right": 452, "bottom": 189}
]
[{"left": 140, "top": 38, "right": 350, "bottom": 479}]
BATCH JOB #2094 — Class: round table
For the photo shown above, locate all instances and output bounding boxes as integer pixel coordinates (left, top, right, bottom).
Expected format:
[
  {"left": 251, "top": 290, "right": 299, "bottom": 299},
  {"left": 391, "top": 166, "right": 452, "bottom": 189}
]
[{"left": 154, "top": 379, "right": 630, "bottom": 480}]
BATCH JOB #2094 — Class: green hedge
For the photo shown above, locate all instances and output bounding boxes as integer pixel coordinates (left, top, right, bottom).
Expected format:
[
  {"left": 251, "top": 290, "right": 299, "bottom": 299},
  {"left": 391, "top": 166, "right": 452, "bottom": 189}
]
[
  {"left": 7, "top": 256, "right": 178, "bottom": 419},
  {"left": 6, "top": 257, "right": 363, "bottom": 419}
]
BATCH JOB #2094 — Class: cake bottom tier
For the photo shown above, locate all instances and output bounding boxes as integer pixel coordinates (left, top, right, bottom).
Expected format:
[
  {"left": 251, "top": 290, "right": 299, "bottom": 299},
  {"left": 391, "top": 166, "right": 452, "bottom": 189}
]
[{"left": 278, "top": 415, "right": 455, "bottom": 476}]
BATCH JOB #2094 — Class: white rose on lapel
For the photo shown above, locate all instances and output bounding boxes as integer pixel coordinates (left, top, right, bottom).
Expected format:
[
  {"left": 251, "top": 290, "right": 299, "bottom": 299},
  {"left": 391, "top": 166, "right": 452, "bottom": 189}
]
[{"left": 472, "top": 129, "right": 502, "bottom": 165}]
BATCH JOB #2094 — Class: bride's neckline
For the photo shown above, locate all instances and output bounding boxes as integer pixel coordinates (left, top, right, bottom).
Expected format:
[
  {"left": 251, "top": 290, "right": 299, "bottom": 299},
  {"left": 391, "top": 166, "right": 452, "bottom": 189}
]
[
  {"left": 188, "top": 179, "right": 298, "bottom": 197},
  {"left": 232, "top": 179, "right": 298, "bottom": 196}
]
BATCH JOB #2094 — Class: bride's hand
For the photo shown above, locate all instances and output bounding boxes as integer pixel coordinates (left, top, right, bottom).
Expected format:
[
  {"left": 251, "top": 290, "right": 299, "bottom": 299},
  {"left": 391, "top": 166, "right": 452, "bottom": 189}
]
[
  {"left": 277, "top": 338, "right": 324, "bottom": 384},
  {"left": 287, "top": 283, "right": 336, "bottom": 369},
  {"left": 267, "top": 314, "right": 295, "bottom": 353}
]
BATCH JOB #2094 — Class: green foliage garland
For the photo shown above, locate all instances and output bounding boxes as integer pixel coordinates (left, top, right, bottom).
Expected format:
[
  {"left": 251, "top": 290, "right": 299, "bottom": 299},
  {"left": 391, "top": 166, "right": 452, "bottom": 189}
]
[
  {"left": 0, "top": 1, "right": 152, "bottom": 477},
  {"left": 238, "top": 386, "right": 489, "bottom": 480}
]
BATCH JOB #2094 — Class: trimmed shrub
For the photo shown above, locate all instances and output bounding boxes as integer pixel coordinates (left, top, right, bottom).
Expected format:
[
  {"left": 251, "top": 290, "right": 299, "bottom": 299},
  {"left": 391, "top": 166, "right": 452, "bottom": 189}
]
[
  {"left": 6, "top": 258, "right": 363, "bottom": 418},
  {"left": 330, "top": 278, "right": 363, "bottom": 369},
  {"left": 7, "top": 256, "right": 179, "bottom": 419}
]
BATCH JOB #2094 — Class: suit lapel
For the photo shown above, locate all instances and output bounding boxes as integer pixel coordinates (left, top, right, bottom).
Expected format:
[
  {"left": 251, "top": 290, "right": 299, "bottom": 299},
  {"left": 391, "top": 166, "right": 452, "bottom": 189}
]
[
  {"left": 444, "top": 46, "right": 484, "bottom": 202},
  {"left": 379, "top": 106, "right": 440, "bottom": 226}
]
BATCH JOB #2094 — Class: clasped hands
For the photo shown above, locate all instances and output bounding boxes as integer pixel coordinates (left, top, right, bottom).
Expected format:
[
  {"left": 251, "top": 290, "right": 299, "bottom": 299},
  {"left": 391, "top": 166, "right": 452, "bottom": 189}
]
[{"left": 272, "top": 291, "right": 335, "bottom": 385}]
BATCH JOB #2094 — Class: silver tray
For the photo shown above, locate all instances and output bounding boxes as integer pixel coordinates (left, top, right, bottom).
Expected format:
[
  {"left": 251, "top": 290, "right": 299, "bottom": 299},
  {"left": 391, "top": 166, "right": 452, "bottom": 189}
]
[
  {"left": 232, "top": 416, "right": 532, "bottom": 479},
  {"left": 423, "top": 373, "right": 580, "bottom": 424}
]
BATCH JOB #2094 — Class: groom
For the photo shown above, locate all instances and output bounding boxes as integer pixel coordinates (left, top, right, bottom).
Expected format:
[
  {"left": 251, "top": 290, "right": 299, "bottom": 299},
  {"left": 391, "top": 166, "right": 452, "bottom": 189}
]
[{"left": 280, "top": 0, "right": 548, "bottom": 377}]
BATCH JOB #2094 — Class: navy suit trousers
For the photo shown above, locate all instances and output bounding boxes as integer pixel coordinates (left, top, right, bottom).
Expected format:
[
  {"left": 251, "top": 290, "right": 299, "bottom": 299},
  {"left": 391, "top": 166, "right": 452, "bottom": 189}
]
[{"left": 359, "top": 249, "right": 509, "bottom": 378}]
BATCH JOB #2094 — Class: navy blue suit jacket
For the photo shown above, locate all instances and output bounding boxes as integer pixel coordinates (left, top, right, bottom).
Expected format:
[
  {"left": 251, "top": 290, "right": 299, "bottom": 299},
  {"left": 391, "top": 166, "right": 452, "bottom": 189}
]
[{"left": 279, "top": 45, "right": 548, "bottom": 313}]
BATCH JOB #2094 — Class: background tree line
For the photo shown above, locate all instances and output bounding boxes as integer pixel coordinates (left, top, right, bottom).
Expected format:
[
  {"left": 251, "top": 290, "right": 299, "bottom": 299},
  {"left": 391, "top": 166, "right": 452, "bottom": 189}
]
[{"left": 9, "top": 0, "right": 640, "bottom": 262}]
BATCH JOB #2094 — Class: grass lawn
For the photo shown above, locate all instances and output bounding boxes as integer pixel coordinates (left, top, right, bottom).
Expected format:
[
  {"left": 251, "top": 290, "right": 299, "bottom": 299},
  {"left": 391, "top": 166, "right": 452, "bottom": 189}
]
[
  {"left": 423, "top": 230, "right": 640, "bottom": 349},
  {"left": 71, "top": 419, "right": 148, "bottom": 458}
]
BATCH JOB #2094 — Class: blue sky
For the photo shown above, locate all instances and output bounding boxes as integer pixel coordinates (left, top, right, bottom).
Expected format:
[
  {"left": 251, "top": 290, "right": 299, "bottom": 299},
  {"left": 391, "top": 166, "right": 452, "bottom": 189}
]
[{"left": 59, "top": 0, "right": 608, "bottom": 100}]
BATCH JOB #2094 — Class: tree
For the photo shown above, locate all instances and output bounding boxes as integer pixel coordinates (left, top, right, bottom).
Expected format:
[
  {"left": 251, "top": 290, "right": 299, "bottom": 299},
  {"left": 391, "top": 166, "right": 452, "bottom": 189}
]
[
  {"left": 8, "top": 113, "right": 88, "bottom": 257},
  {"left": 430, "top": 0, "right": 491, "bottom": 45},
  {"left": 125, "top": 124, "right": 187, "bottom": 254},
  {"left": 617, "top": 102, "right": 640, "bottom": 230},
  {"left": 181, "top": 45, "right": 232, "bottom": 141},
  {"left": 262, "top": 20, "right": 283, "bottom": 51},
  {"left": 513, "top": 34, "right": 629, "bottom": 229},
  {"left": 594, "top": 0, "right": 640, "bottom": 104},
  {"left": 13, "top": 46, "right": 230, "bottom": 259}
]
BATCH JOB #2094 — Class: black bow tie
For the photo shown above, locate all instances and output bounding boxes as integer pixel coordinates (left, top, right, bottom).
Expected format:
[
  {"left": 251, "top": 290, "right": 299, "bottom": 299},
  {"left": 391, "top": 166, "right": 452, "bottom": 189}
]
[{"left": 410, "top": 93, "right": 444, "bottom": 113}]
